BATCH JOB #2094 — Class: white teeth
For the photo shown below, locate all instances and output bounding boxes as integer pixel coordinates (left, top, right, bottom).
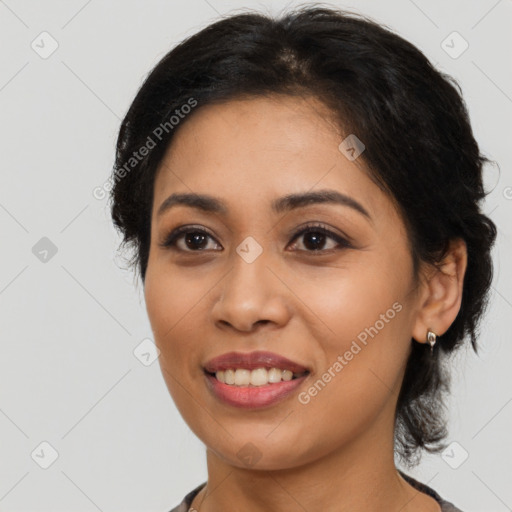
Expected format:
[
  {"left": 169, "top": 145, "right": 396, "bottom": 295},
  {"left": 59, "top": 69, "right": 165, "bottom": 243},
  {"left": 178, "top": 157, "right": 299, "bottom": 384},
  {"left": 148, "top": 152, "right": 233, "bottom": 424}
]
[
  {"left": 267, "top": 368, "right": 282, "bottom": 383},
  {"left": 250, "top": 368, "right": 268, "bottom": 386},
  {"left": 214, "top": 367, "right": 303, "bottom": 386},
  {"left": 282, "top": 370, "right": 293, "bottom": 381},
  {"left": 224, "top": 369, "right": 235, "bottom": 385},
  {"left": 234, "top": 369, "right": 251, "bottom": 386}
]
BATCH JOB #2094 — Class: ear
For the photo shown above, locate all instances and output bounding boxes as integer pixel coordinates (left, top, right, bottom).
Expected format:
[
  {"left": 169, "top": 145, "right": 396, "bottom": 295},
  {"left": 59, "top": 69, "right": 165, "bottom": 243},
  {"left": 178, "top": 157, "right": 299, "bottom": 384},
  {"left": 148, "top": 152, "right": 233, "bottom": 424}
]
[{"left": 411, "top": 238, "right": 468, "bottom": 345}]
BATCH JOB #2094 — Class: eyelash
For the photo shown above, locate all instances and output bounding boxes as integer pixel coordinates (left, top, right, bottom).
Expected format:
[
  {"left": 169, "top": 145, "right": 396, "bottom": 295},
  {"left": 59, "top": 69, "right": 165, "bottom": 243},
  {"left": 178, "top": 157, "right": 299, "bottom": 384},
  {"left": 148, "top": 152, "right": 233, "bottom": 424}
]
[{"left": 158, "top": 223, "right": 352, "bottom": 254}]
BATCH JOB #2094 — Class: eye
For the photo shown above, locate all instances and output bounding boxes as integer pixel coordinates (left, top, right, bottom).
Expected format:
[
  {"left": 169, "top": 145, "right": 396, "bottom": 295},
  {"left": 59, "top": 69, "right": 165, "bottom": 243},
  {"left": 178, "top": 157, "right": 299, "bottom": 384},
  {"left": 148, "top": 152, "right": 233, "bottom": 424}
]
[
  {"left": 158, "top": 225, "right": 221, "bottom": 252},
  {"left": 288, "top": 223, "right": 352, "bottom": 253}
]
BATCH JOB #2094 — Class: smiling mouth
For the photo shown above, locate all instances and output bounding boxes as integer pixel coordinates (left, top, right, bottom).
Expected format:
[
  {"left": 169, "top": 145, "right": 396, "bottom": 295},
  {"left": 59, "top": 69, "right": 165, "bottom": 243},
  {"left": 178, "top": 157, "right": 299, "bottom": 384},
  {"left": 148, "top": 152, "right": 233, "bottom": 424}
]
[{"left": 205, "top": 368, "right": 310, "bottom": 387}]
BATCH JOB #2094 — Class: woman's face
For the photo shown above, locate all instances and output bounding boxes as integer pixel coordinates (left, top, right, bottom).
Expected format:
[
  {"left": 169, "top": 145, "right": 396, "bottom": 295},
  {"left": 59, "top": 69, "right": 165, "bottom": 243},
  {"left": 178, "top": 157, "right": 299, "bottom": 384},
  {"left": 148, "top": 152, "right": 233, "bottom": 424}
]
[{"left": 144, "top": 95, "right": 425, "bottom": 470}]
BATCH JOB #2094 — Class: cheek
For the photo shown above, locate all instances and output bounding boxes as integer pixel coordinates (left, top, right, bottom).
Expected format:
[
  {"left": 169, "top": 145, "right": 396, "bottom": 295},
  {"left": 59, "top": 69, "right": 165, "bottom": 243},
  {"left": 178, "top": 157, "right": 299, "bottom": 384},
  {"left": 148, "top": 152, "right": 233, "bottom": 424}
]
[
  {"left": 144, "top": 268, "right": 211, "bottom": 428},
  {"left": 303, "top": 287, "right": 409, "bottom": 406},
  {"left": 275, "top": 286, "right": 410, "bottom": 468},
  {"left": 291, "top": 249, "right": 413, "bottom": 395},
  {"left": 295, "top": 249, "right": 410, "bottom": 342},
  {"left": 145, "top": 257, "right": 200, "bottom": 330},
  {"left": 144, "top": 266, "right": 207, "bottom": 370}
]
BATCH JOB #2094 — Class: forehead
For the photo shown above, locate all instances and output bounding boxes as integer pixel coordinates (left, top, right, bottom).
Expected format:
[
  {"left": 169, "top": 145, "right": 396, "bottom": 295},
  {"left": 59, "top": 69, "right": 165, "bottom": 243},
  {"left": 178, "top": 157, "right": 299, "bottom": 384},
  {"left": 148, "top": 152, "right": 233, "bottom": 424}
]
[{"left": 151, "top": 95, "right": 392, "bottom": 222}]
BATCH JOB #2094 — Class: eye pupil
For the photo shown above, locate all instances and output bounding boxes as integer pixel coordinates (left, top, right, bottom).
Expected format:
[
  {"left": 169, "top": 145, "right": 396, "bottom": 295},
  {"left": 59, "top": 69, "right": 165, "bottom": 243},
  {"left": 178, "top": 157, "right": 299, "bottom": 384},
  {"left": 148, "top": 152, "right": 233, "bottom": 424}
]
[
  {"left": 304, "top": 232, "right": 326, "bottom": 251},
  {"left": 185, "top": 232, "right": 208, "bottom": 249}
]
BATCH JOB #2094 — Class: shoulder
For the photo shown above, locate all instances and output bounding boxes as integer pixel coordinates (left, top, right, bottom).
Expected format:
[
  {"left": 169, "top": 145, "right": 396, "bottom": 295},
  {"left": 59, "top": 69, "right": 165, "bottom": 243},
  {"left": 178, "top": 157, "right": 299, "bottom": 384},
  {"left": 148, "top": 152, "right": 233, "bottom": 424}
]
[
  {"left": 440, "top": 503, "right": 465, "bottom": 512},
  {"left": 168, "top": 482, "right": 207, "bottom": 512},
  {"left": 398, "top": 470, "right": 465, "bottom": 512},
  {"left": 170, "top": 475, "right": 465, "bottom": 512}
]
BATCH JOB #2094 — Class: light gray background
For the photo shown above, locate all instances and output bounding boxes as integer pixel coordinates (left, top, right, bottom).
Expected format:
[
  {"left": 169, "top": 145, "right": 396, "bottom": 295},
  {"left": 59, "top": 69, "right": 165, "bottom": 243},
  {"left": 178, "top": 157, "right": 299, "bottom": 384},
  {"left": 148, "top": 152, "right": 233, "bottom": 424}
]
[{"left": 0, "top": 1, "right": 510, "bottom": 511}]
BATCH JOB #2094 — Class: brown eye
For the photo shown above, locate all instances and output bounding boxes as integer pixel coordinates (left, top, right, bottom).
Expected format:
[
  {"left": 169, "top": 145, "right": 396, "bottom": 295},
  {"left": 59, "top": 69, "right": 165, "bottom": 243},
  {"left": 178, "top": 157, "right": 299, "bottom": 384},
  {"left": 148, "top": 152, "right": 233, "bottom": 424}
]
[
  {"left": 159, "top": 226, "right": 222, "bottom": 252},
  {"left": 289, "top": 224, "right": 351, "bottom": 253}
]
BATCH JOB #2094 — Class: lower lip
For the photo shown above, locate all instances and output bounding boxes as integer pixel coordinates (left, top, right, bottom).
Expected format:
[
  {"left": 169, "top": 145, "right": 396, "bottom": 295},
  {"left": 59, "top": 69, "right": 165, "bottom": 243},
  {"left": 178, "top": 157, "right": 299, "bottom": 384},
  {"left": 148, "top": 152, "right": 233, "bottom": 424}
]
[{"left": 204, "top": 372, "right": 309, "bottom": 409}]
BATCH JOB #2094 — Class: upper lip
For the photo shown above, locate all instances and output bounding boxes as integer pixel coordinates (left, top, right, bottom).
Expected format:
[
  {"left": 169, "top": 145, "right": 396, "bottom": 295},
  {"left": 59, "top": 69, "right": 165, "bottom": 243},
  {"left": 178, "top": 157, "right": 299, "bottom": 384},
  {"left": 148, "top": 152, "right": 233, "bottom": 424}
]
[{"left": 204, "top": 351, "right": 310, "bottom": 374}]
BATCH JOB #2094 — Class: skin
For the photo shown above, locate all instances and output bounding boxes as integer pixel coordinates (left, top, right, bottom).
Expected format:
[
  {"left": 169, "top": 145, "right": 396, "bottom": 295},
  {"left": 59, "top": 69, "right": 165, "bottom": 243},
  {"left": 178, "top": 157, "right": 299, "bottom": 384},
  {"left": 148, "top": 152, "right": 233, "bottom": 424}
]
[{"left": 143, "top": 95, "right": 467, "bottom": 512}]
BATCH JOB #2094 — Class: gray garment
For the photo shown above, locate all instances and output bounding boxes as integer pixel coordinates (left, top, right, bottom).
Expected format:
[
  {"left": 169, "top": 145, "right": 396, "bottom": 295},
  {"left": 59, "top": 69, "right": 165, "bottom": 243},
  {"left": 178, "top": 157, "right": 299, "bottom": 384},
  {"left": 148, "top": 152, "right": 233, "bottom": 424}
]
[{"left": 169, "top": 470, "right": 463, "bottom": 511}]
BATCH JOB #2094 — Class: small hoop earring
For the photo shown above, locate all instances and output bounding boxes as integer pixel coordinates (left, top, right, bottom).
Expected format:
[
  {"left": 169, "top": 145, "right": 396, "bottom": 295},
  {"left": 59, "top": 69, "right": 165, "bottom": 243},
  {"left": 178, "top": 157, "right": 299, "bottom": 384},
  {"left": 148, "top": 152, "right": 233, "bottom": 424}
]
[{"left": 427, "top": 329, "right": 437, "bottom": 353}]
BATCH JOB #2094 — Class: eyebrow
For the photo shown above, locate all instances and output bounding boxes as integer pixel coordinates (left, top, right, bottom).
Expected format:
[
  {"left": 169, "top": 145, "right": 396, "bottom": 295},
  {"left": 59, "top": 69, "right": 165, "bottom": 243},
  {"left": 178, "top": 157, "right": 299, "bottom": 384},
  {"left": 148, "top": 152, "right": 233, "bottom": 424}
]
[{"left": 157, "top": 189, "right": 371, "bottom": 220}]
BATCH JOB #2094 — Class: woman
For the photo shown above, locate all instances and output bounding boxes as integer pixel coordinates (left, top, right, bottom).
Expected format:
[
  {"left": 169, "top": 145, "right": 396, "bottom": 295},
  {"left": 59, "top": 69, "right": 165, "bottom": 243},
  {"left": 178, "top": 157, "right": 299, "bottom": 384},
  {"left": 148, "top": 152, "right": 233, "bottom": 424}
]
[{"left": 109, "top": 5, "right": 496, "bottom": 511}]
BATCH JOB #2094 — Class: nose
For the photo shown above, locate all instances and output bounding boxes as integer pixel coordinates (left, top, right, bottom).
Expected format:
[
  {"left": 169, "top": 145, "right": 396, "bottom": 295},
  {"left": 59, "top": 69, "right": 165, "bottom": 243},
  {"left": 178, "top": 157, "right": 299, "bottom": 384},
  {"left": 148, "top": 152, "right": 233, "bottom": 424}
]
[{"left": 211, "top": 250, "right": 292, "bottom": 333}]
